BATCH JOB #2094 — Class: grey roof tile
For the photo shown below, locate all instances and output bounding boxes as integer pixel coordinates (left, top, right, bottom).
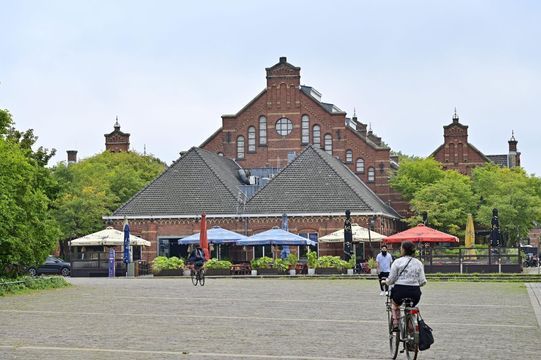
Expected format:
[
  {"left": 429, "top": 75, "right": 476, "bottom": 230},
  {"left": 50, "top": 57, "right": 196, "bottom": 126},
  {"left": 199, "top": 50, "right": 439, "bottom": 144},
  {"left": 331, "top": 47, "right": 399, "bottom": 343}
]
[
  {"left": 245, "top": 145, "right": 400, "bottom": 218},
  {"left": 486, "top": 154, "right": 509, "bottom": 167},
  {"left": 112, "top": 147, "right": 243, "bottom": 216}
]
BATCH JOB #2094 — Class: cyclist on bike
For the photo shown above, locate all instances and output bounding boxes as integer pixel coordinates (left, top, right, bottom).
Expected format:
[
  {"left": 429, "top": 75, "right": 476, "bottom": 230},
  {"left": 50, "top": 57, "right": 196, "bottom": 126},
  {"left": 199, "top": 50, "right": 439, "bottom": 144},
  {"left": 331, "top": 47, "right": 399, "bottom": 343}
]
[
  {"left": 187, "top": 245, "right": 206, "bottom": 271},
  {"left": 382, "top": 241, "right": 427, "bottom": 331}
]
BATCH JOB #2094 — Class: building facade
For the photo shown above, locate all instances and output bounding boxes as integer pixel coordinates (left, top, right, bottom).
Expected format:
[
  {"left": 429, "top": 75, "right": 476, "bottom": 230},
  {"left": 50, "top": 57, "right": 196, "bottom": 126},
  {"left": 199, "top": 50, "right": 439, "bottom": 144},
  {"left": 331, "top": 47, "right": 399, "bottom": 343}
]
[
  {"left": 105, "top": 117, "right": 130, "bottom": 152},
  {"left": 431, "top": 110, "right": 520, "bottom": 175},
  {"left": 201, "top": 57, "right": 407, "bottom": 214}
]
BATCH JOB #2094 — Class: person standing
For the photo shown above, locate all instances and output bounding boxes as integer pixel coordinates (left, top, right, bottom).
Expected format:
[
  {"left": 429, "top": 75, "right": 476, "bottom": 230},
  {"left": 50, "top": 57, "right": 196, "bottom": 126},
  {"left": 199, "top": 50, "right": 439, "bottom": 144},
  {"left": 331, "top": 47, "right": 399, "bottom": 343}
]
[{"left": 376, "top": 245, "right": 393, "bottom": 295}]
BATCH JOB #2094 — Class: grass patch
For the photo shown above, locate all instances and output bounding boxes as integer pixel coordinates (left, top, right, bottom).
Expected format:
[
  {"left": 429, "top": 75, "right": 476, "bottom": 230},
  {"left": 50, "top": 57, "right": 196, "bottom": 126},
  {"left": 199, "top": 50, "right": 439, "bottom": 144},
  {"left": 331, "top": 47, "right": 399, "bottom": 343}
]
[{"left": 0, "top": 276, "right": 70, "bottom": 296}]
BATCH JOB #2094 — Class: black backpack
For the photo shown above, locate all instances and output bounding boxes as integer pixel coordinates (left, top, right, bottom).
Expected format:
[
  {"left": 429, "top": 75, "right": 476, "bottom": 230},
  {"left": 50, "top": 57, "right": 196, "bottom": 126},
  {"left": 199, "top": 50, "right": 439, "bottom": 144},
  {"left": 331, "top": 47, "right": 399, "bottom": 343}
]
[{"left": 418, "top": 316, "right": 434, "bottom": 351}]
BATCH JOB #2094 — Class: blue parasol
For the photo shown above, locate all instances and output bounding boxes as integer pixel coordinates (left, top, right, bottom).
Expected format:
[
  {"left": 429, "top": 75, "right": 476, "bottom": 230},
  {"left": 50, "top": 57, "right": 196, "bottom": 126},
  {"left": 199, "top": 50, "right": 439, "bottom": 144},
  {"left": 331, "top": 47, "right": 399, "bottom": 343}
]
[
  {"left": 123, "top": 220, "right": 130, "bottom": 264},
  {"left": 178, "top": 226, "right": 248, "bottom": 245},
  {"left": 237, "top": 228, "right": 316, "bottom": 246}
]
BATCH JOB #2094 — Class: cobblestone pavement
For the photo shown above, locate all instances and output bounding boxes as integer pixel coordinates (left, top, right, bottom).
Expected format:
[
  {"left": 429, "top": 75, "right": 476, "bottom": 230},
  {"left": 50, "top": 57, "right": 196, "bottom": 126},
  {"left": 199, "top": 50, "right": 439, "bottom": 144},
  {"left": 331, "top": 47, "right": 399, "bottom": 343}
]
[{"left": 0, "top": 278, "right": 540, "bottom": 359}]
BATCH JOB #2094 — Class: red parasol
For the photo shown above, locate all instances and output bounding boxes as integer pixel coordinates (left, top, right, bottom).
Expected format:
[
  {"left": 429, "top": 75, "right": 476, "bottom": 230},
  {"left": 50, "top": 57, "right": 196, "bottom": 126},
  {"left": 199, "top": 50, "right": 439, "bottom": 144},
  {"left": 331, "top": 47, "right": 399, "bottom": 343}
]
[
  {"left": 199, "top": 212, "right": 210, "bottom": 260},
  {"left": 384, "top": 224, "right": 459, "bottom": 244}
]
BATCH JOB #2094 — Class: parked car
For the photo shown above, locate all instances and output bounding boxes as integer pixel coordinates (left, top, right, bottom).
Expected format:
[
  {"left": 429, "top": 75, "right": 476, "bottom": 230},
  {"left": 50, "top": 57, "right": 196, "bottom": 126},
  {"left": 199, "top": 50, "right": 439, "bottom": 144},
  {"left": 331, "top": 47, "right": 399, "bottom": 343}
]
[{"left": 28, "top": 256, "right": 71, "bottom": 277}]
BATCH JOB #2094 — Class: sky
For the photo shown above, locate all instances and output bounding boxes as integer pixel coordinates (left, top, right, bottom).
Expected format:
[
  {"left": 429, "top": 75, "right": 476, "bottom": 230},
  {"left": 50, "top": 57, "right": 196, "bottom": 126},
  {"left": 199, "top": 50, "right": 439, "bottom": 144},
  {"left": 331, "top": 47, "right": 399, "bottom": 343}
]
[{"left": 1, "top": 0, "right": 540, "bottom": 175}]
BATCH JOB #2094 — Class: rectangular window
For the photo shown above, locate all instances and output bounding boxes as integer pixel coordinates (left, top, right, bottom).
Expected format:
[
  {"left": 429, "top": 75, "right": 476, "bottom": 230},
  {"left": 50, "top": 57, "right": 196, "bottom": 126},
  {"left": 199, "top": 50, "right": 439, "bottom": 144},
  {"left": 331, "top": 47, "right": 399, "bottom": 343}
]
[{"left": 259, "top": 116, "right": 267, "bottom": 145}]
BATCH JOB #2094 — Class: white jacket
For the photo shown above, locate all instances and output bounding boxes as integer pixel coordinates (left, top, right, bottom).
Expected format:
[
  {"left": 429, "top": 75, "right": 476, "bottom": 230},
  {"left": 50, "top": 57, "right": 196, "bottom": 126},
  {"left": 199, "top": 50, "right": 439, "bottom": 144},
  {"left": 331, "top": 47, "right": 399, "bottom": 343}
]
[{"left": 386, "top": 256, "right": 427, "bottom": 287}]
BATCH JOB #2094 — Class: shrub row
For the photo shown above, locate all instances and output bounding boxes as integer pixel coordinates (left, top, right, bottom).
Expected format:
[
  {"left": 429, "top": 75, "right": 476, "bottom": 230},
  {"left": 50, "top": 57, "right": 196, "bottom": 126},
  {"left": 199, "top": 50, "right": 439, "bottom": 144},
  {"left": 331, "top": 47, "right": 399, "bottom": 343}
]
[{"left": 0, "top": 276, "right": 70, "bottom": 296}]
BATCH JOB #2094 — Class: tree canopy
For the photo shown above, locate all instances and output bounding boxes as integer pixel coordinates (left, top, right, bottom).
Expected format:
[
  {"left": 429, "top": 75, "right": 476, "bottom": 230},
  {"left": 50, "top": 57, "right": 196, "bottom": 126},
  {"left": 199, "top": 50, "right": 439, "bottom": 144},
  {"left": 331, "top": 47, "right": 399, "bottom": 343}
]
[
  {"left": 0, "top": 109, "right": 60, "bottom": 275},
  {"left": 52, "top": 151, "right": 166, "bottom": 240},
  {"left": 390, "top": 157, "right": 541, "bottom": 244}
]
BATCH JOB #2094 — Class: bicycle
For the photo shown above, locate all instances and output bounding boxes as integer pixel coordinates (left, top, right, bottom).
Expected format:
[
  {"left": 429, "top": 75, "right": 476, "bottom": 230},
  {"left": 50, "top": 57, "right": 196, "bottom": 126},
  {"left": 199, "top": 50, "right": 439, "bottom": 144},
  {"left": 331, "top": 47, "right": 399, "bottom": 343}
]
[
  {"left": 188, "top": 264, "right": 205, "bottom": 286},
  {"left": 386, "top": 293, "right": 419, "bottom": 360}
]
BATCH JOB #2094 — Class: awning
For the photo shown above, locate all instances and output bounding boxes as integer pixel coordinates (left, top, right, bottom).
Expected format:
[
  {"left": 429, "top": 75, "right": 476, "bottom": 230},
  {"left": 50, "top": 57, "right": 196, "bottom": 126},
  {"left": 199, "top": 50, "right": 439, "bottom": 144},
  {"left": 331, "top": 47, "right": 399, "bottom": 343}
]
[
  {"left": 178, "top": 226, "right": 247, "bottom": 245},
  {"left": 384, "top": 224, "right": 459, "bottom": 244},
  {"left": 237, "top": 228, "right": 317, "bottom": 246},
  {"left": 69, "top": 227, "right": 151, "bottom": 247},
  {"left": 319, "top": 224, "right": 385, "bottom": 243}
]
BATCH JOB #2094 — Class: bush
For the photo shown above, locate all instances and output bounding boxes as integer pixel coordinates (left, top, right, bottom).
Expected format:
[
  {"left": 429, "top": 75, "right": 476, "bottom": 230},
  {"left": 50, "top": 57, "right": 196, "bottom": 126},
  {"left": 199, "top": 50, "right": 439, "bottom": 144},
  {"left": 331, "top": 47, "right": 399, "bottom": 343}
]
[
  {"left": 251, "top": 256, "right": 274, "bottom": 269},
  {"left": 204, "top": 258, "right": 232, "bottom": 270},
  {"left": 0, "top": 276, "right": 70, "bottom": 296},
  {"left": 367, "top": 257, "right": 377, "bottom": 270},
  {"left": 307, "top": 250, "right": 318, "bottom": 269},
  {"left": 274, "top": 259, "right": 289, "bottom": 272},
  {"left": 151, "top": 256, "right": 185, "bottom": 274},
  {"left": 317, "top": 256, "right": 349, "bottom": 270},
  {"left": 286, "top": 253, "right": 298, "bottom": 268}
]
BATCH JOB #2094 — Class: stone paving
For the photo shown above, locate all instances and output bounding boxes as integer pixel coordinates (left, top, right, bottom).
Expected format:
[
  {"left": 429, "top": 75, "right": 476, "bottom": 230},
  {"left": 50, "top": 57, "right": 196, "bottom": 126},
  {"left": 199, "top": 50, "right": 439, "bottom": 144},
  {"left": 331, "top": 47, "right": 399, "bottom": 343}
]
[{"left": 0, "top": 277, "right": 540, "bottom": 359}]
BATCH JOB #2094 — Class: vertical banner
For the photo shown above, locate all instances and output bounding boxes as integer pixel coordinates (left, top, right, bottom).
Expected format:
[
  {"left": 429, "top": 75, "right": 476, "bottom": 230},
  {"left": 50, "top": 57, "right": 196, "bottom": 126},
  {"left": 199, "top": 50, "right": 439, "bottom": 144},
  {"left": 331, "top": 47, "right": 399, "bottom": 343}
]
[
  {"left": 490, "top": 208, "right": 500, "bottom": 247},
  {"left": 108, "top": 248, "right": 116, "bottom": 278},
  {"left": 344, "top": 210, "right": 352, "bottom": 261}
]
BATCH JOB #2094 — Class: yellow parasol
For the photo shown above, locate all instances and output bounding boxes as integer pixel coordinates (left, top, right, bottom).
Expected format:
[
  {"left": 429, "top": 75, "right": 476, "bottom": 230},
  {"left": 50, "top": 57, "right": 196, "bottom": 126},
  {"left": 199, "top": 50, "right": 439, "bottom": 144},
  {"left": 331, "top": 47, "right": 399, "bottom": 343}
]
[{"left": 465, "top": 214, "right": 477, "bottom": 260}]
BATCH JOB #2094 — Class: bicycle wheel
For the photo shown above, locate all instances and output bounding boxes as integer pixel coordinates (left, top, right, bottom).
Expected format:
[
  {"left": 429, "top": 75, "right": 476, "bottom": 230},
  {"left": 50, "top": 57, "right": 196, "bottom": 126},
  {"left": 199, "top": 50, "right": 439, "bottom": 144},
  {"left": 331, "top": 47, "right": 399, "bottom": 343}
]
[
  {"left": 199, "top": 269, "right": 205, "bottom": 286},
  {"left": 191, "top": 269, "right": 198, "bottom": 286},
  {"left": 388, "top": 306, "right": 399, "bottom": 359},
  {"left": 405, "top": 314, "right": 419, "bottom": 360}
]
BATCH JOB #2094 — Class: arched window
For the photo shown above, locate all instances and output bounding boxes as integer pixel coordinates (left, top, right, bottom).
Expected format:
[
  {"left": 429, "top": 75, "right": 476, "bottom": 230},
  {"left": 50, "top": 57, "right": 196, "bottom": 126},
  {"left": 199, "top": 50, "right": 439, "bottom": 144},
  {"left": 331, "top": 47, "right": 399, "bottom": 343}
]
[
  {"left": 324, "top": 134, "right": 332, "bottom": 155},
  {"left": 259, "top": 116, "right": 267, "bottom": 145},
  {"left": 356, "top": 158, "right": 365, "bottom": 173},
  {"left": 368, "top": 167, "right": 375, "bottom": 182},
  {"left": 301, "top": 115, "right": 310, "bottom": 144},
  {"left": 248, "top": 126, "right": 256, "bottom": 152},
  {"left": 345, "top": 150, "right": 353, "bottom": 163},
  {"left": 313, "top": 125, "right": 321, "bottom": 147},
  {"left": 237, "top": 136, "right": 245, "bottom": 159}
]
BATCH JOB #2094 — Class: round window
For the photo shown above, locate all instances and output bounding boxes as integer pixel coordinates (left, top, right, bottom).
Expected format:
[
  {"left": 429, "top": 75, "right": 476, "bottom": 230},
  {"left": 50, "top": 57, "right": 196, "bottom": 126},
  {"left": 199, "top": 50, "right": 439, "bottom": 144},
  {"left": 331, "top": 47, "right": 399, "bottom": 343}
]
[{"left": 275, "top": 118, "right": 293, "bottom": 136}]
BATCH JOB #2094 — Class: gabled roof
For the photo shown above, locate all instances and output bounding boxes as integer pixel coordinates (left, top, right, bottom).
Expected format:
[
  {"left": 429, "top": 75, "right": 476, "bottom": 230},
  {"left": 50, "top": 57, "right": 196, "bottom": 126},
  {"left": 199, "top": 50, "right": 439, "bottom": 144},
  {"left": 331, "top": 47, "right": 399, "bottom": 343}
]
[
  {"left": 430, "top": 142, "right": 492, "bottom": 163},
  {"left": 112, "top": 147, "right": 243, "bottom": 217},
  {"left": 245, "top": 145, "right": 400, "bottom": 218},
  {"left": 486, "top": 154, "right": 509, "bottom": 167}
]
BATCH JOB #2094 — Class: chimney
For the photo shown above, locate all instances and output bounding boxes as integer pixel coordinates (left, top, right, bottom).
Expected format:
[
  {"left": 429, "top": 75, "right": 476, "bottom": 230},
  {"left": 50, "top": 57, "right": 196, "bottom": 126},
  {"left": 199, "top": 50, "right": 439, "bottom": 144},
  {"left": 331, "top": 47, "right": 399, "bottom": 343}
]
[
  {"left": 508, "top": 131, "right": 518, "bottom": 167},
  {"left": 67, "top": 150, "right": 77, "bottom": 164}
]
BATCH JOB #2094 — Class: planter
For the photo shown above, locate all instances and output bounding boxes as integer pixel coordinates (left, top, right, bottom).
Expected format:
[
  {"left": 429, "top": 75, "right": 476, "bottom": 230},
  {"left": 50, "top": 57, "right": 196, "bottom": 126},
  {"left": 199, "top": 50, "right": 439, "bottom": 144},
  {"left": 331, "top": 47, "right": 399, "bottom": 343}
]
[
  {"left": 289, "top": 269, "right": 297, "bottom": 276},
  {"left": 183, "top": 269, "right": 192, "bottom": 276},
  {"left": 370, "top": 268, "right": 378, "bottom": 275},
  {"left": 347, "top": 269, "right": 354, "bottom": 275},
  {"left": 315, "top": 267, "right": 346, "bottom": 275},
  {"left": 307, "top": 268, "right": 316, "bottom": 276},
  {"left": 251, "top": 269, "right": 258, "bottom": 276},
  {"left": 256, "top": 268, "right": 287, "bottom": 275},
  {"left": 155, "top": 269, "right": 183, "bottom": 276},
  {"left": 205, "top": 268, "right": 231, "bottom": 276}
]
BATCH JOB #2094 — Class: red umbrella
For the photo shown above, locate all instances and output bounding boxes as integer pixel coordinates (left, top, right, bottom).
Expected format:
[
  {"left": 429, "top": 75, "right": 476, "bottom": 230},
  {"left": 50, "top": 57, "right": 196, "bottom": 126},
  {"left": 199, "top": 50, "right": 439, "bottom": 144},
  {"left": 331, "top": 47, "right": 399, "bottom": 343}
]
[
  {"left": 384, "top": 224, "right": 459, "bottom": 244},
  {"left": 199, "top": 212, "right": 210, "bottom": 260}
]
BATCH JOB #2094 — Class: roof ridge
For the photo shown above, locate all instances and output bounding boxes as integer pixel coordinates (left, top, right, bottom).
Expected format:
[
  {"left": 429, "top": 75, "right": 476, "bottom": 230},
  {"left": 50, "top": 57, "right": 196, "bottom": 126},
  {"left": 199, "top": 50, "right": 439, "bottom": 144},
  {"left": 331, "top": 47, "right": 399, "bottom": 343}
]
[
  {"left": 311, "top": 146, "right": 398, "bottom": 216},
  {"left": 193, "top": 147, "right": 240, "bottom": 199},
  {"left": 112, "top": 148, "right": 190, "bottom": 216}
]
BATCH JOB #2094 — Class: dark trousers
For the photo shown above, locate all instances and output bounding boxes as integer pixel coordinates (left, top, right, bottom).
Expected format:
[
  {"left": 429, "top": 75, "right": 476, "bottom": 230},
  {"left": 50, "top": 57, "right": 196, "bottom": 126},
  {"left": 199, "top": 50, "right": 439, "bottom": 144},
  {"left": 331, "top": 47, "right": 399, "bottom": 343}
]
[{"left": 378, "top": 272, "right": 390, "bottom": 291}]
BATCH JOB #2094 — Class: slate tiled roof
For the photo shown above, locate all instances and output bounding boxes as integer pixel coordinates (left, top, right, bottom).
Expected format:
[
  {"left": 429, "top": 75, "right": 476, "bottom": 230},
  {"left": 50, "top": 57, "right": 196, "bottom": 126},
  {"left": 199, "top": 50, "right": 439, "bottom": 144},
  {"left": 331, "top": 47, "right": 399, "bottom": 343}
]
[
  {"left": 112, "top": 147, "right": 243, "bottom": 216},
  {"left": 245, "top": 145, "right": 400, "bottom": 218},
  {"left": 486, "top": 154, "right": 509, "bottom": 167}
]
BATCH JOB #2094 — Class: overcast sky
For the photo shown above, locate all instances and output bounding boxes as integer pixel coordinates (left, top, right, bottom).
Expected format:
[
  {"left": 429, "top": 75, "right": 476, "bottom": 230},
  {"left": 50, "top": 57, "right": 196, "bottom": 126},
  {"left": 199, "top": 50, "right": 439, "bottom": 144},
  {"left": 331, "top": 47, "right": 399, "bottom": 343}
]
[{"left": 1, "top": 0, "right": 540, "bottom": 175}]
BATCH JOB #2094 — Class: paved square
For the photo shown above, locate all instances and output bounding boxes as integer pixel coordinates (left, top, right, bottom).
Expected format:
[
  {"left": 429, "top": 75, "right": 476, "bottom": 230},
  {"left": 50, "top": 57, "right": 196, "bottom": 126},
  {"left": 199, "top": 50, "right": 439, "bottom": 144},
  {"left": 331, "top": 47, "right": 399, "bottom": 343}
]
[{"left": 0, "top": 278, "right": 540, "bottom": 359}]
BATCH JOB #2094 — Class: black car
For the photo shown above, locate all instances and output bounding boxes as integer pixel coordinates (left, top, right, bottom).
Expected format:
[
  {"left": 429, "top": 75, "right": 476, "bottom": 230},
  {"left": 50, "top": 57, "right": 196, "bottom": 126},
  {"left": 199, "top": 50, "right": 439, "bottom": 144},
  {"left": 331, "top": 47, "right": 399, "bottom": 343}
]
[{"left": 28, "top": 256, "right": 71, "bottom": 277}]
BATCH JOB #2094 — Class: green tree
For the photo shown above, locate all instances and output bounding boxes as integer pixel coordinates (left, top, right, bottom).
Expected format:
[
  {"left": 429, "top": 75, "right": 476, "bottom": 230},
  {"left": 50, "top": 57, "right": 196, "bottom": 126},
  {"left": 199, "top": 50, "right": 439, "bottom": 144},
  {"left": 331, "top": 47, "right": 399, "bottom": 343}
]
[
  {"left": 389, "top": 157, "right": 445, "bottom": 201},
  {"left": 0, "top": 109, "right": 60, "bottom": 275},
  {"left": 52, "top": 151, "right": 165, "bottom": 240},
  {"left": 408, "top": 171, "right": 478, "bottom": 237},
  {"left": 472, "top": 164, "right": 541, "bottom": 245}
]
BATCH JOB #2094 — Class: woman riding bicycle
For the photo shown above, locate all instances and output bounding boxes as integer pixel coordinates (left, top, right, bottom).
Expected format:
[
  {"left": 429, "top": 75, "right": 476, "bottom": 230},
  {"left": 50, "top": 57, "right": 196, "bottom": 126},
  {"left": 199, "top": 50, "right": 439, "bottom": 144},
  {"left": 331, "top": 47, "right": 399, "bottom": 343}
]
[{"left": 383, "top": 241, "right": 427, "bottom": 331}]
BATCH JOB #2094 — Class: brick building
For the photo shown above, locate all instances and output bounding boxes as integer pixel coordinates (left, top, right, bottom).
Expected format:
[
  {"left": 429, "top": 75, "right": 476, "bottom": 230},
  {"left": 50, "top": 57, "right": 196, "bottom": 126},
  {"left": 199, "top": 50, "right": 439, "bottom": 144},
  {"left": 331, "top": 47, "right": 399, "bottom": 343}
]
[
  {"left": 105, "top": 117, "right": 130, "bottom": 152},
  {"left": 105, "top": 146, "right": 400, "bottom": 262},
  {"left": 431, "top": 110, "right": 520, "bottom": 174},
  {"left": 201, "top": 57, "right": 407, "bottom": 214}
]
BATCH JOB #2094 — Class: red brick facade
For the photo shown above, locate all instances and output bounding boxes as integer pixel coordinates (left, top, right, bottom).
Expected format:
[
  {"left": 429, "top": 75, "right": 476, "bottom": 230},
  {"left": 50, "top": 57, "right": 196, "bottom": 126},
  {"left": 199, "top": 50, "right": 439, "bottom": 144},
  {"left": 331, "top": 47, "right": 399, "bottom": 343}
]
[
  {"left": 201, "top": 57, "right": 407, "bottom": 213},
  {"left": 110, "top": 214, "right": 398, "bottom": 262},
  {"left": 105, "top": 118, "right": 130, "bottom": 152}
]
